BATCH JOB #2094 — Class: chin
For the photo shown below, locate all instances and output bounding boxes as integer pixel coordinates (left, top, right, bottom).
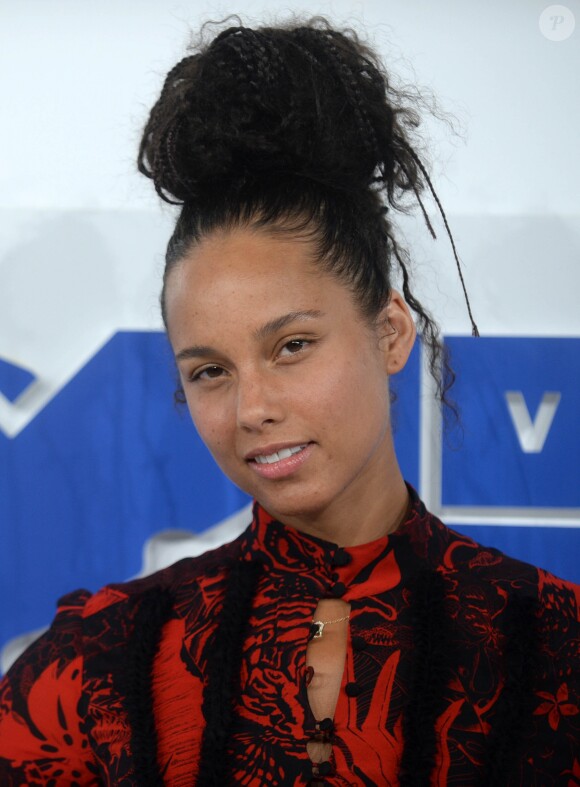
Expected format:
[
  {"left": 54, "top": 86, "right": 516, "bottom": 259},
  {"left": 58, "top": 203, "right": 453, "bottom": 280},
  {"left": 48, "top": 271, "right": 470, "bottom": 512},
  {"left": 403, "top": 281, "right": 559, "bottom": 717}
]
[
  {"left": 224, "top": 462, "right": 338, "bottom": 523},
  {"left": 254, "top": 486, "right": 333, "bottom": 523}
]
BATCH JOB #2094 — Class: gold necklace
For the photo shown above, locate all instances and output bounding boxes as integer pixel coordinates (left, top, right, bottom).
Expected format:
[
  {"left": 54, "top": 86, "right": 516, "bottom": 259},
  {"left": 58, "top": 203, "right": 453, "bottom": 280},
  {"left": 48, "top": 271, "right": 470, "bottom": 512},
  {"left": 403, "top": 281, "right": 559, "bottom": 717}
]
[{"left": 310, "top": 615, "right": 350, "bottom": 639}]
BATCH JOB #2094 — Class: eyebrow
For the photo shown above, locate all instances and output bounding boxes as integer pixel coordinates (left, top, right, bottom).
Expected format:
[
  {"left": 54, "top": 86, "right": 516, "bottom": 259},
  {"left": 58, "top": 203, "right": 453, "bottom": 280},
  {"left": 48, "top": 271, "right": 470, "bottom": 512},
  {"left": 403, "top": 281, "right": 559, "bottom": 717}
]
[
  {"left": 175, "top": 309, "right": 324, "bottom": 362},
  {"left": 253, "top": 309, "right": 323, "bottom": 341}
]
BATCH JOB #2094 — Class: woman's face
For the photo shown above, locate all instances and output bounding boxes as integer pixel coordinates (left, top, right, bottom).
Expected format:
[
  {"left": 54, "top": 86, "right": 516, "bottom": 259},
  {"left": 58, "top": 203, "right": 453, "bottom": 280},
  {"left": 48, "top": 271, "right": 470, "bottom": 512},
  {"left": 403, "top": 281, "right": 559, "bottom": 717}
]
[{"left": 164, "top": 224, "right": 414, "bottom": 529}]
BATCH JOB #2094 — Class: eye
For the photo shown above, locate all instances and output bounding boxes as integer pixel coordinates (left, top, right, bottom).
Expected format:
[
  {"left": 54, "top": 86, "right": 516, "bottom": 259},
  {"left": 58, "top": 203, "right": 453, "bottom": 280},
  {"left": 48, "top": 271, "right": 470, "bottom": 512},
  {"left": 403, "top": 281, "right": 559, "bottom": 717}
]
[
  {"left": 279, "top": 339, "right": 311, "bottom": 357},
  {"left": 190, "top": 365, "right": 226, "bottom": 382}
]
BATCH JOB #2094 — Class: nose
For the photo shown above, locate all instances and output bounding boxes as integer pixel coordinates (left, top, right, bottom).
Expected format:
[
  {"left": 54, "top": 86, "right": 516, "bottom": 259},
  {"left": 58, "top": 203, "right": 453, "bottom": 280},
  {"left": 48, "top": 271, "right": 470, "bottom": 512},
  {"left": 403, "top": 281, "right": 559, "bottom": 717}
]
[{"left": 236, "top": 368, "right": 284, "bottom": 432}]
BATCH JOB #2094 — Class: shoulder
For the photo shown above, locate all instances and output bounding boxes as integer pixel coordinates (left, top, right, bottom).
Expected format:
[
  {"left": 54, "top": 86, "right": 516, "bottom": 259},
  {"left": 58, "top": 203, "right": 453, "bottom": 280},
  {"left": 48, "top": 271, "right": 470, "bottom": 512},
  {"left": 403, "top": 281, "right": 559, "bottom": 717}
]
[
  {"left": 4, "top": 532, "right": 246, "bottom": 683},
  {"left": 412, "top": 497, "right": 580, "bottom": 623},
  {"left": 0, "top": 537, "right": 246, "bottom": 780},
  {"left": 55, "top": 532, "right": 249, "bottom": 650},
  {"left": 440, "top": 527, "right": 580, "bottom": 656},
  {"left": 86, "top": 533, "right": 242, "bottom": 607},
  {"left": 422, "top": 511, "right": 580, "bottom": 709},
  {"left": 433, "top": 506, "right": 575, "bottom": 581}
]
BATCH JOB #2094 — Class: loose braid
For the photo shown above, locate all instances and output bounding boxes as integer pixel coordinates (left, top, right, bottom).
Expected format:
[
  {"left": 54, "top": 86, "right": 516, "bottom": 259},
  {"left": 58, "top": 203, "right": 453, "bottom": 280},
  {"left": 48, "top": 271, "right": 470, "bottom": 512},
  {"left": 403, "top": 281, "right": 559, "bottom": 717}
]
[
  {"left": 399, "top": 569, "right": 454, "bottom": 786},
  {"left": 395, "top": 136, "right": 479, "bottom": 337},
  {"left": 313, "top": 28, "right": 381, "bottom": 166},
  {"left": 482, "top": 595, "right": 541, "bottom": 787},
  {"left": 138, "top": 55, "right": 199, "bottom": 204},
  {"left": 124, "top": 587, "right": 175, "bottom": 787},
  {"left": 196, "top": 559, "right": 264, "bottom": 786}
]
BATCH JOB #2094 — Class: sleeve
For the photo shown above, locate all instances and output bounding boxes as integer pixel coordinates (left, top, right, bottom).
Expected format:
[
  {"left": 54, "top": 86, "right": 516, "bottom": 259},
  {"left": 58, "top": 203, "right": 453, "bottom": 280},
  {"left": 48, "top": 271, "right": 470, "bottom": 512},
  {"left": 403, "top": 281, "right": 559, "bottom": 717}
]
[
  {"left": 526, "top": 571, "right": 580, "bottom": 781},
  {"left": 0, "top": 590, "right": 101, "bottom": 786}
]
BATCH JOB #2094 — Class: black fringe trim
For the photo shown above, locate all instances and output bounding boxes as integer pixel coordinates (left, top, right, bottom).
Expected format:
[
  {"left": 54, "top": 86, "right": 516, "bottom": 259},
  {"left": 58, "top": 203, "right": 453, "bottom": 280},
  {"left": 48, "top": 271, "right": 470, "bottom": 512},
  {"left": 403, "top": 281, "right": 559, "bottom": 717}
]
[
  {"left": 399, "top": 569, "right": 454, "bottom": 787},
  {"left": 196, "top": 559, "right": 263, "bottom": 787},
  {"left": 125, "top": 586, "right": 175, "bottom": 787},
  {"left": 482, "top": 594, "right": 541, "bottom": 787}
]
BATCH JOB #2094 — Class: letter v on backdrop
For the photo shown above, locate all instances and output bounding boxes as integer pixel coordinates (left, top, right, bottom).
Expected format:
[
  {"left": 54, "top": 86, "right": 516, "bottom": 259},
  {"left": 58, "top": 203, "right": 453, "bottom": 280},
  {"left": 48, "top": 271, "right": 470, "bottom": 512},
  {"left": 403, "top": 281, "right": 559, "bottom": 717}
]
[{"left": 505, "top": 391, "right": 561, "bottom": 453}]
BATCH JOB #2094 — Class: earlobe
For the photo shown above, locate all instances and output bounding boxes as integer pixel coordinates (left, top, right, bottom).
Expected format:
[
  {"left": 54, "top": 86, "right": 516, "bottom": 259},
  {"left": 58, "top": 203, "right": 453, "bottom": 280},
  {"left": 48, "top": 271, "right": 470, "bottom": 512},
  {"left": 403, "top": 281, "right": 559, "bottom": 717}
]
[{"left": 380, "top": 291, "right": 416, "bottom": 374}]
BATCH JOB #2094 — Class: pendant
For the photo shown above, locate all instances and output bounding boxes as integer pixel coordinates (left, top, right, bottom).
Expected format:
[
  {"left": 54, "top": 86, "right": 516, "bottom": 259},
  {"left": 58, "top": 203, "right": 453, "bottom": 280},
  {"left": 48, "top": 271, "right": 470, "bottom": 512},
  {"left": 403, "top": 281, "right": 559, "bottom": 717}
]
[{"left": 311, "top": 620, "right": 325, "bottom": 639}]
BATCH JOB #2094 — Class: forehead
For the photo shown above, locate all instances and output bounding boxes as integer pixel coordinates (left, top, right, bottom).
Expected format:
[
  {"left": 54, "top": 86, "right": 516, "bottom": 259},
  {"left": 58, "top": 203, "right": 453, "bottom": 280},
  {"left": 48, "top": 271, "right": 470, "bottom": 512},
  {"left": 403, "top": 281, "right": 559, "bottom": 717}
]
[
  {"left": 164, "top": 226, "right": 348, "bottom": 338},
  {"left": 179, "top": 225, "right": 319, "bottom": 281}
]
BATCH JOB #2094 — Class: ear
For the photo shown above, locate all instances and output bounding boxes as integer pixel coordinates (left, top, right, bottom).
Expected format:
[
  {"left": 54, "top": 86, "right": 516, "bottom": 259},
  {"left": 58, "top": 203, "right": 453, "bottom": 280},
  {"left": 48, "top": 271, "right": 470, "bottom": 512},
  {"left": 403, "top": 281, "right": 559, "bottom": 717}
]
[{"left": 378, "top": 290, "right": 416, "bottom": 375}]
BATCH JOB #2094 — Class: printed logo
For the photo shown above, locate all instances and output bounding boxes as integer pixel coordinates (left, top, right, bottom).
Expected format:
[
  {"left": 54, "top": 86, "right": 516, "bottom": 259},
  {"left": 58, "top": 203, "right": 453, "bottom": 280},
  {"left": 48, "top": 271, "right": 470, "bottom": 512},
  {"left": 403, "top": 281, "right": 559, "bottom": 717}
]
[{"left": 539, "top": 5, "right": 576, "bottom": 41}]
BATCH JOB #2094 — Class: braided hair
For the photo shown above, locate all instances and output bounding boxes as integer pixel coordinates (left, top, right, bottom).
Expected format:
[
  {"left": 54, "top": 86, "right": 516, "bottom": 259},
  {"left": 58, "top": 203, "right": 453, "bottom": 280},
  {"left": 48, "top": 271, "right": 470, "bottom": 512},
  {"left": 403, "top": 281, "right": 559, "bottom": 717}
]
[{"left": 138, "top": 16, "right": 478, "bottom": 408}]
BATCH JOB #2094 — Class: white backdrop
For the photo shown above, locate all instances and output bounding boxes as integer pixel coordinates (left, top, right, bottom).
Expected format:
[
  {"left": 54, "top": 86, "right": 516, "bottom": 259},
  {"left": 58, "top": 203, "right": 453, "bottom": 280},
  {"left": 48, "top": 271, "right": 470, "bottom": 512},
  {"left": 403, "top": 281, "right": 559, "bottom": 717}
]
[{"left": 1, "top": 0, "right": 579, "bottom": 669}]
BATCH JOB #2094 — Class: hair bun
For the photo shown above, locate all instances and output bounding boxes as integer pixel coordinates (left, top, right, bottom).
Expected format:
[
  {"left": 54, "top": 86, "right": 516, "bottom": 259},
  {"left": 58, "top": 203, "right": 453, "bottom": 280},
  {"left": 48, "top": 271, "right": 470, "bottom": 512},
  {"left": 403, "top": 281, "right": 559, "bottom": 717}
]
[{"left": 138, "top": 21, "right": 419, "bottom": 205}]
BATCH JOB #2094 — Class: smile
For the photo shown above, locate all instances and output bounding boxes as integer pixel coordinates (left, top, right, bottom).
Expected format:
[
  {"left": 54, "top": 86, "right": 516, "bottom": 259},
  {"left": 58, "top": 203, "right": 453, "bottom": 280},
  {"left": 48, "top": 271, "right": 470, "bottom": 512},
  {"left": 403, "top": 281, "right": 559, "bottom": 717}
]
[
  {"left": 253, "top": 445, "right": 308, "bottom": 464},
  {"left": 247, "top": 443, "right": 314, "bottom": 480}
]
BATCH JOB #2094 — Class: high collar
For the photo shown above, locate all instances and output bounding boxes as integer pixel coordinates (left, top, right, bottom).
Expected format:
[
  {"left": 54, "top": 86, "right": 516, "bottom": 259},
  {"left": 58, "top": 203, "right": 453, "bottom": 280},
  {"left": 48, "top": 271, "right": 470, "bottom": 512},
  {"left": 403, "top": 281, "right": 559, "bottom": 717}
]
[{"left": 240, "top": 485, "right": 441, "bottom": 600}]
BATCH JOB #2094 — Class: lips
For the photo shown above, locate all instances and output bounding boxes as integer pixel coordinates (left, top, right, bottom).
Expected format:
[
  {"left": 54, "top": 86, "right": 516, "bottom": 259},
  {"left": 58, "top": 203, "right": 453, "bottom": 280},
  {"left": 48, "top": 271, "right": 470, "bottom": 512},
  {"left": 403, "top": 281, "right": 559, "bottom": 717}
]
[{"left": 245, "top": 442, "right": 314, "bottom": 480}]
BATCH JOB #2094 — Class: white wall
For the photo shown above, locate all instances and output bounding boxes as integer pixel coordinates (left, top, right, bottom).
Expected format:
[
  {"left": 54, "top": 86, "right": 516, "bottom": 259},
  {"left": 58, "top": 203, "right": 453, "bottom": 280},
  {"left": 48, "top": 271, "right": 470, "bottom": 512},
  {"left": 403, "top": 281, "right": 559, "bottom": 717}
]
[
  {"left": 1, "top": 0, "right": 578, "bottom": 212},
  {"left": 1, "top": 1, "right": 578, "bottom": 355}
]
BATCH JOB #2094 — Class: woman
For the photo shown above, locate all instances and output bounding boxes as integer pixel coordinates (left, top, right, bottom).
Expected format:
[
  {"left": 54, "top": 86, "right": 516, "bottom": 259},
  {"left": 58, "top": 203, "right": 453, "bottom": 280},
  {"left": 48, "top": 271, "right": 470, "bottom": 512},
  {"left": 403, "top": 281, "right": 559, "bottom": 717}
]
[{"left": 0, "top": 17, "right": 578, "bottom": 786}]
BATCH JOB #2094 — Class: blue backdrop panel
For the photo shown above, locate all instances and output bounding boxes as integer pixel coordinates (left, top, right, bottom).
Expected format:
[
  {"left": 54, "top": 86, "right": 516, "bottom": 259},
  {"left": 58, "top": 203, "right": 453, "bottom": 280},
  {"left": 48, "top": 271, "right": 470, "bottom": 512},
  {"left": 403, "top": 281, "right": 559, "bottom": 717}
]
[
  {"left": 0, "top": 332, "right": 250, "bottom": 653},
  {"left": 443, "top": 336, "right": 579, "bottom": 584},
  {"left": 443, "top": 336, "right": 580, "bottom": 507}
]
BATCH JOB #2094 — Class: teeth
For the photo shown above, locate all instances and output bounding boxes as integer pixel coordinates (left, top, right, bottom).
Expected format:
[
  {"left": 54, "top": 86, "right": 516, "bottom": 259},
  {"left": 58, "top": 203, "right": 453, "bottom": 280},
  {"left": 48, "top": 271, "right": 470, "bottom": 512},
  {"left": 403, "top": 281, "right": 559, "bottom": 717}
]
[{"left": 254, "top": 445, "right": 307, "bottom": 464}]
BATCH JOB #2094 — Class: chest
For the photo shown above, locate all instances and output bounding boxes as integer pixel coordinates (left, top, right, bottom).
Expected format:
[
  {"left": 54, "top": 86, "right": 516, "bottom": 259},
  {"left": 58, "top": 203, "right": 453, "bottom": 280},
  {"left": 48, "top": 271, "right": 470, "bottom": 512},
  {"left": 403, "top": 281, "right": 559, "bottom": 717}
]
[
  {"left": 147, "top": 592, "right": 500, "bottom": 786},
  {"left": 83, "top": 575, "right": 542, "bottom": 786}
]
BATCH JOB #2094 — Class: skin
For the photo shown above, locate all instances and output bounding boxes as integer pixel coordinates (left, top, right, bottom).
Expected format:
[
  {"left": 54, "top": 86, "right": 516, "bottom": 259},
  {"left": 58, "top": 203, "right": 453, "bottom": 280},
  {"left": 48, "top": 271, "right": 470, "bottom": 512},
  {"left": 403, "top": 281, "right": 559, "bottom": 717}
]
[{"left": 164, "top": 223, "right": 416, "bottom": 546}]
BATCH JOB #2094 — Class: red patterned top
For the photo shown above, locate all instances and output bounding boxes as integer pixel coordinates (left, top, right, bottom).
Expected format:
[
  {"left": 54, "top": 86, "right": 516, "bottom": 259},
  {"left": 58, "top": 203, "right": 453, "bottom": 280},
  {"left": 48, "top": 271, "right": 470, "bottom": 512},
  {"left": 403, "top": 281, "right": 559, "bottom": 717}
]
[{"left": 1, "top": 487, "right": 579, "bottom": 785}]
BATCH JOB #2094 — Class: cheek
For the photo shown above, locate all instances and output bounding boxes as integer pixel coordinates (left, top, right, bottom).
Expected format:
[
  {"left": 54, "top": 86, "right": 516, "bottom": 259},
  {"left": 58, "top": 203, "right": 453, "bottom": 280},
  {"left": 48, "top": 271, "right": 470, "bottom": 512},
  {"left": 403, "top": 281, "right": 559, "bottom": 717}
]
[
  {"left": 310, "top": 353, "right": 389, "bottom": 426},
  {"left": 186, "top": 396, "right": 233, "bottom": 456}
]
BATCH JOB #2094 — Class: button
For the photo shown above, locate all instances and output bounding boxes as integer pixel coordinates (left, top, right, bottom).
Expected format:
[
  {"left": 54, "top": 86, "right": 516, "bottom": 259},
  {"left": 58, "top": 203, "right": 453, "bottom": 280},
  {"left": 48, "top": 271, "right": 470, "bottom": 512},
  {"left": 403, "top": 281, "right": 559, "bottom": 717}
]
[
  {"left": 317, "top": 762, "right": 333, "bottom": 776},
  {"left": 351, "top": 635, "right": 366, "bottom": 651},
  {"left": 332, "top": 549, "right": 352, "bottom": 567},
  {"left": 328, "top": 581, "right": 346, "bottom": 598},
  {"left": 315, "top": 717, "right": 334, "bottom": 732},
  {"left": 345, "top": 681, "right": 362, "bottom": 697}
]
